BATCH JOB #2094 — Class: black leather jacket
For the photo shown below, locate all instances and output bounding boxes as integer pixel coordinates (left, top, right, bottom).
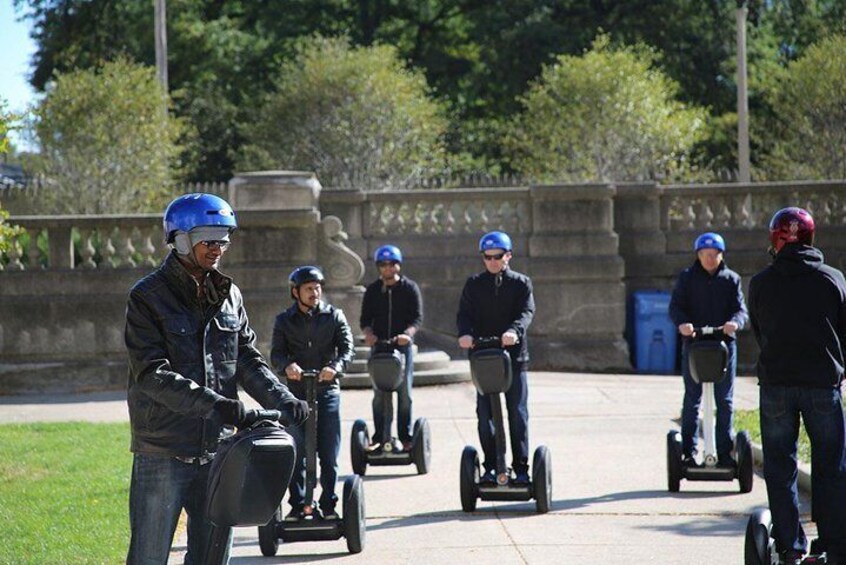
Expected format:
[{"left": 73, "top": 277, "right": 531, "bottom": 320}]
[
  {"left": 125, "top": 251, "right": 299, "bottom": 457},
  {"left": 271, "top": 301, "right": 355, "bottom": 393}
]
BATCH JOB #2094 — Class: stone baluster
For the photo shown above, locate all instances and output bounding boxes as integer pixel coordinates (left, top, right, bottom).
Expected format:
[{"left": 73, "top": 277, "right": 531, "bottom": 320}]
[
  {"left": 119, "top": 227, "right": 137, "bottom": 268},
  {"left": 5, "top": 237, "right": 24, "bottom": 270},
  {"left": 421, "top": 202, "right": 437, "bottom": 234},
  {"left": 27, "top": 229, "right": 42, "bottom": 269},
  {"left": 713, "top": 199, "right": 732, "bottom": 228},
  {"left": 695, "top": 199, "right": 714, "bottom": 228},
  {"left": 79, "top": 229, "right": 97, "bottom": 269},
  {"left": 444, "top": 205, "right": 456, "bottom": 234},
  {"left": 100, "top": 228, "right": 116, "bottom": 269},
  {"left": 141, "top": 226, "right": 158, "bottom": 266}
]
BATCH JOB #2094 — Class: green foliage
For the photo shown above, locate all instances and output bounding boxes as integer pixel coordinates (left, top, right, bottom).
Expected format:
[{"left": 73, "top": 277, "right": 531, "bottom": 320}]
[
  {"left": 504, "top": 35, "right": 707, "bottom": 183},
  {"left": 26, "top": 58, "right": 187, "bottom": 214},
  {"left": 0, "top": 101, "right": 23, "bottom": 253},
  {"left": 0, "top": 422, "right": 132, "bottom": 564},
  {"left": 239, "top": 36, "right": 449, "bottom": 190},
  {"left": 757, "top": 35, "right": 846, "bottom": 180}
]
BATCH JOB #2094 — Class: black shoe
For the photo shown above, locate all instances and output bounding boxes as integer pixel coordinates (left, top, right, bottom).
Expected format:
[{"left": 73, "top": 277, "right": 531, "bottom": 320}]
[
  {"left": 682, "top": 455, "right": 698, "bottom": 468},
  {"left": 779, "top": 549, "right": 805, "bottom": 565},
  {"left": 284, "top": 507, "right": 304, "bottom": 522},
  {"left": 512, "top": 470, "right": 530, "bottom": 485},
  {"left": 321, "top": 505, "right": 339, "bottom": 520},
  {"left": 480, "top": 469, "right": 496, "bottom": 485},
  {"left": 717, "top": 455, "right": 737, "bottom": 469}
]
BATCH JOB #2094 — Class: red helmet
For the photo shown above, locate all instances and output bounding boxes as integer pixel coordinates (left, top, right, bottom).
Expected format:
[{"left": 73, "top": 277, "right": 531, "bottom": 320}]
[{"left": 768, "top": 207, "right": 814, "bottom": 254}]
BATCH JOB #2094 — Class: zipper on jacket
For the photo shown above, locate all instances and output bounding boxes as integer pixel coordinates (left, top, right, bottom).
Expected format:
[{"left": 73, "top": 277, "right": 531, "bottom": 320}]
[{"left": 387, "top": 286, "right": 393, "bottom": 339}]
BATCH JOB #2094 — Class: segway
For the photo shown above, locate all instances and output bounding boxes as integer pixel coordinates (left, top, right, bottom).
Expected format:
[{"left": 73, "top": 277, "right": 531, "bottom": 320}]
[
  {"left": 745, "top": 508, "right": 828, "bottom": 564},
  {"left": 350, "top": 339, "right": 431, "bottom": 475},
  {"left": 258, "top": 371, "right": 365, "bottom": 555},
  {"left": 459, "top": 336, "right": 552, "bottom": 514},
  {"left": 666, "top": 326, "right": 754, "bottom": 493},
  {"left": 205, "top": 409, "right": 296, "bottom": 565}
]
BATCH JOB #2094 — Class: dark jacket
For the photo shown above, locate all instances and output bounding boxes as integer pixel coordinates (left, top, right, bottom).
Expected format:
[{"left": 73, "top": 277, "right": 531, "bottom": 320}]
[
  {"left": 125, "top": 251, "right": 298, "bottom": 457},
  {"left": 749, "top": 244, "right": 846, "bottom": 388},
  {"left": 669, "top": 260, "right": 748, "bottom": 342},
  {"left": 270, "top": 301, "right": 355, "bottom": 393},
  {"left": 457, "top": 268, "right": 535, "bottom": 363},
  {"left": 360, "top": 276, "right": 423, "bottom": 340}
]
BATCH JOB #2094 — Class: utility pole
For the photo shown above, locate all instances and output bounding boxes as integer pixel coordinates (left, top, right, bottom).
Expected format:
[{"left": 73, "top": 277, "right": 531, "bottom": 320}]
[
  {"left": 154, "top": 0, "right": 168, "bottom": 93},
  {"left": 736, "top": 1, "right": 751, "bottom": 183}
]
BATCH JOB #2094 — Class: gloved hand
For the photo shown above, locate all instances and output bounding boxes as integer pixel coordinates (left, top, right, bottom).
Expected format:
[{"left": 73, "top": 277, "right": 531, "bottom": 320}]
[
  {"left": 214, "top": 398, "right": 246, "bottom": 426},
  {"left": 278, "top": 397, "right": 310, "bottom": 426}
]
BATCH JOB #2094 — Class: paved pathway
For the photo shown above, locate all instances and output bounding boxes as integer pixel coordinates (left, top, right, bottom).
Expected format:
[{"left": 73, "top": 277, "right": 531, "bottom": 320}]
[{"left": 0, "top": 372, "right": 812, "bottom": 564}]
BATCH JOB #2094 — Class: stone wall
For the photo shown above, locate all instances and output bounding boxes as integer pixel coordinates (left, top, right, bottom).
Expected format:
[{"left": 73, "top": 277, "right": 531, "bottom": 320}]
[{"left": 3, "top": 173, "right": 846, "bottom": 393}]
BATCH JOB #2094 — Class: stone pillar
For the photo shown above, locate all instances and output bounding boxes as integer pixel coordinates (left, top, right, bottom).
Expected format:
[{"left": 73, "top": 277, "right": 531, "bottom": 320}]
[{"left": 527, "top": 184, "right": 630, "bottom": 371}]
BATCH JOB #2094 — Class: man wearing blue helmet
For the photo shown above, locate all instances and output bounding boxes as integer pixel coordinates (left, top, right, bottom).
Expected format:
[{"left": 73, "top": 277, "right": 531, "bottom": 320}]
[
  {"left": 360, "top": 244, "right": 424, "bottom": 452},
  {"left": 457, "top": 231, "right": 535, "bottom": 485},
  {"left": 124, "top": 193, "right": 309, "bottom": 563},
  {"left": 669, "top": 231, "right": 748, "bottom": 468}
]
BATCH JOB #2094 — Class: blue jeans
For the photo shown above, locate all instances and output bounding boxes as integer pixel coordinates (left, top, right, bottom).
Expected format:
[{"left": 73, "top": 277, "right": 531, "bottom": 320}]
[
  {"left": 477, "top": 362, "right": 529, "bottom": 473},
  {"left": 760, "top": 385, "right": 846, "bottom": 556},
  {"left": 681, "top": 340, "right": 736, "bottom": 460},
  {"left": 127, "top": 453, "right": 231, "bottom": 564},
  {"left": 372, "top": 344, "right": 414, "bottom": 443},
  {"left": 286, "top": 386, "right": 341, "bottom": 513}
]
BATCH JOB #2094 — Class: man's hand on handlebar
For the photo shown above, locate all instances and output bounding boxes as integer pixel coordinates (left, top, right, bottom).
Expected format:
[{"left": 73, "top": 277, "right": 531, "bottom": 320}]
[
  {"left": 678, "top": 323, "right": 695, "bottom": 337},
  {"left": 285, "top": 363, "right": 304, "bottom": 381},
  {"left": 723, "top": 321, "right": 738, "bottom": 337},
  {"left": 501, "top": 331, "right": 518, "bottom": 347},
  {"left": 458, "top": 335, "right": 474, "bottom": 349},
  {"left": 318, "top": 366, "right": 337, "bottom": 383},
  {"left": 363, "top": 330, "right": 378, "bottom": 347},
  {"left": 395, "top": 333, "right": 412, "bottom": 346}
]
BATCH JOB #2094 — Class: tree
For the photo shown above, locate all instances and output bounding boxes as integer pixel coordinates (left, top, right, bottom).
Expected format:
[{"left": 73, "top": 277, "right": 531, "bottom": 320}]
[
  {"left": 26, "top": 59, "right": 186, "bottom": 214},
  {"left": 239, "top": 37, "right": 448, "bottom": 190},
  {"left": 504, "top": 35, "right": 706, "bottom": 183},
  {"left": 0, "top": 101, "right": 23, "bottom": 255},
  {"left": 757, "top": 35, "right": 846, "bottom": 180}
]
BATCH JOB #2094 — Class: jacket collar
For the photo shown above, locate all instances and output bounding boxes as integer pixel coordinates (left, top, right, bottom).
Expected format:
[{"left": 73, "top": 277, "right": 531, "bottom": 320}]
[
  {"left": 161, "top": 250, "right": 232, "bottom": 305},
  {"left": 286, "top": 300, "right": 331, "bottom": 318}
]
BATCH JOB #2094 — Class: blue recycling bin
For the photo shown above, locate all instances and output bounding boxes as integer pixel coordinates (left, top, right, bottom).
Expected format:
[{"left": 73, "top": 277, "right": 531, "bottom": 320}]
[{"left": 632, "top": 290, "right": 677, "bottom": 374}]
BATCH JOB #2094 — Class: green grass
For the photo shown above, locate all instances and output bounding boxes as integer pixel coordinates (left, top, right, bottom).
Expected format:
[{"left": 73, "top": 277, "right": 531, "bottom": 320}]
[
  {"left": 735, "top": 409, "right": 812, "bottom": 464},
  {"left": 0, "top": 422, "right": 132, "bottom": 565}
]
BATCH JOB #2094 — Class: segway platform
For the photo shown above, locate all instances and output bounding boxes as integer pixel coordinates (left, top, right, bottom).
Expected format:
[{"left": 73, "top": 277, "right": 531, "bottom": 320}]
[
  {"left": 350, "top": 343, "right": 431, "bottom": 475},
  {"left": 259, "top": 371, "right": 365, "bottom": 555},
  {"left": 666, "top": 326, "right": 754, "bottom": 493},
  {"left": 745, "top": 508, "right": 829, "bottom": 564},
  {"left": 459, "top": 337, "right": 552, "bottom": 514}
]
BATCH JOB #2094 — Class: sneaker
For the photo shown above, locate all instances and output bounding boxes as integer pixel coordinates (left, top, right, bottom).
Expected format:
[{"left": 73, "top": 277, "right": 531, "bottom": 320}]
[
  {"left": 480, "top": 469, "right": 496, "bottom": 485},
  {"left": 284, "top": 507, "right": 304, "bottom": 522},
  {"left": 366, "top": 441, "right": 382, "bottom": 453},
  {"left": 779, "top": 549, "right": 805, "bottom": 565},
  {"left": 512, "top": 470, "right": 530, "bottom": 485}
]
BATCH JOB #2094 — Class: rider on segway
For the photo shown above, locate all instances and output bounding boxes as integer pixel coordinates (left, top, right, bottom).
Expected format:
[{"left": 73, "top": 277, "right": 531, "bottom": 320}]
[
  {"left": 669, "top": 231, "right": 748, "bottom": 469},
  {"left": 270, "top": 266, "right": 355, "bottom": 521},
  {"left": 457, "top": 231, "right": 535, "bottom": 485},
  {"left": 360, "top": 244, "right": 423, "bottom": 453},
  {"left": 748, "top": 207, "right": 846, "bottom": 565}
]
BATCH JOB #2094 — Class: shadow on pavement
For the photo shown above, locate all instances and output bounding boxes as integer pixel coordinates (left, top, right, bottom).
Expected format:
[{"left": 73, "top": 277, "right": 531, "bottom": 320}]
[{"left": 0, "top": 390, "right": 126, "bottom": 405}]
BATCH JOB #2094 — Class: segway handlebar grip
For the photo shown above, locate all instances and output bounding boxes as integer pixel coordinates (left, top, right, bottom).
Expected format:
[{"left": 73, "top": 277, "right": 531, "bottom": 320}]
[{"left": 240, "top": 409, "right": 282, "bottom": 428}]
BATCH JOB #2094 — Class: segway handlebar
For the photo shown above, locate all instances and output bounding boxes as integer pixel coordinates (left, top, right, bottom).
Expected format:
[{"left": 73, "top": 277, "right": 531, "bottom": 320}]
[
  {"left": 472, "top": 336, "right": 519, "bottom": 349},
  {"left": 691, "top": 326, "right": 725, "bottom": 339},
  {"left": 240, "top": 409, "right": 282, "bottom": 429}
]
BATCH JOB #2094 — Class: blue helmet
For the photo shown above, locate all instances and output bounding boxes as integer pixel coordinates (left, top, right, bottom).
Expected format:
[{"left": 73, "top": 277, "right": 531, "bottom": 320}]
[
  {"left": 374, "top": 244, "right": 403, "bottom": 263},
  {"left": 479, "top": 231, "right": 512, "bottom": 253},
  {"left": 694, "top": 232, "right": 725, "bottom": 252},
  {"left": 163, "top": 193, "right": 237, "bottom": 244}
]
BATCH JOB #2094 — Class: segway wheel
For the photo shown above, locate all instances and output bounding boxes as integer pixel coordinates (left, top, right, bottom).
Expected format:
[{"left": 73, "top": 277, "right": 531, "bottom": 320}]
[
  {"left": 736, "top": 430, "right": 754, "bottom": 494},
  {"left": 350, "top": 419, "right": 369, "bottom": 476},
  {"left": 666, "top": 430, "right": 683, "bottom": 492},
  {"left": 412, "top": 418, "right": 432, "bottom": 475},
  {"left": 343, "top": 475, "right": 366, "bottom": 554},
  {"left": 532, "top": 445, "right": 552, "bottom": 514},
  {"left": 257, "top": 507, "right": 280, "bottom": 557},
  {"left": 460, "top": 445, "right": 479, "bottom": 512},
  {"left": 744, "top": 508, "right": 773, "bottom": 565}
]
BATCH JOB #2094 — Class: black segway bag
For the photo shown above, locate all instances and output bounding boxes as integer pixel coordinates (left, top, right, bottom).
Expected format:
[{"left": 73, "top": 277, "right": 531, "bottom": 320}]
[
  {"left": 469, "top": 348, "right": 512, "bottom": 395},
  {"left": 206, "top": 421, "right": 296, "bottom": 527},
  {"left": 688, "top": 340, "right": 729, "bottom": 384},
  {"left": 369, "top": 350, "right": 404, "bottom": 392}
]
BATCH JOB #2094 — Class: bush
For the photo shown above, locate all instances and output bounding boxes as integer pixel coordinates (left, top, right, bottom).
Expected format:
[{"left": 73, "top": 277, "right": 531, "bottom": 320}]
[
  {"left": 239, "top": 36, "right": 449, "bottom": 191},
  {"left": 26, "top": 58, "right": 187, "bottom": 214},
  {"left": 504, "top": 35, "right": 707, "bottom": 183}
]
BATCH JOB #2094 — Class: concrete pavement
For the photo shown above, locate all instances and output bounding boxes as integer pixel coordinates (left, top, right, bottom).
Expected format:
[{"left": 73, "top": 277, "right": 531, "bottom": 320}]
[{"left": 0, "top": 372, "right": 813, "bottom": 564}]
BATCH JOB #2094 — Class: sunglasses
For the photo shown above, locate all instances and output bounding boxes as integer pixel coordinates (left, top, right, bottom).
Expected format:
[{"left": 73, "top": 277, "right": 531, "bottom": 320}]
[
  {"left": 377, "top": 261, "right": 399, "bottom": 268},
  {"left": 482, "top": 252, "right": 506, "bottom": 261},
  {"left": 198, "top": 240, "right": 230, "bottom": 251}
]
